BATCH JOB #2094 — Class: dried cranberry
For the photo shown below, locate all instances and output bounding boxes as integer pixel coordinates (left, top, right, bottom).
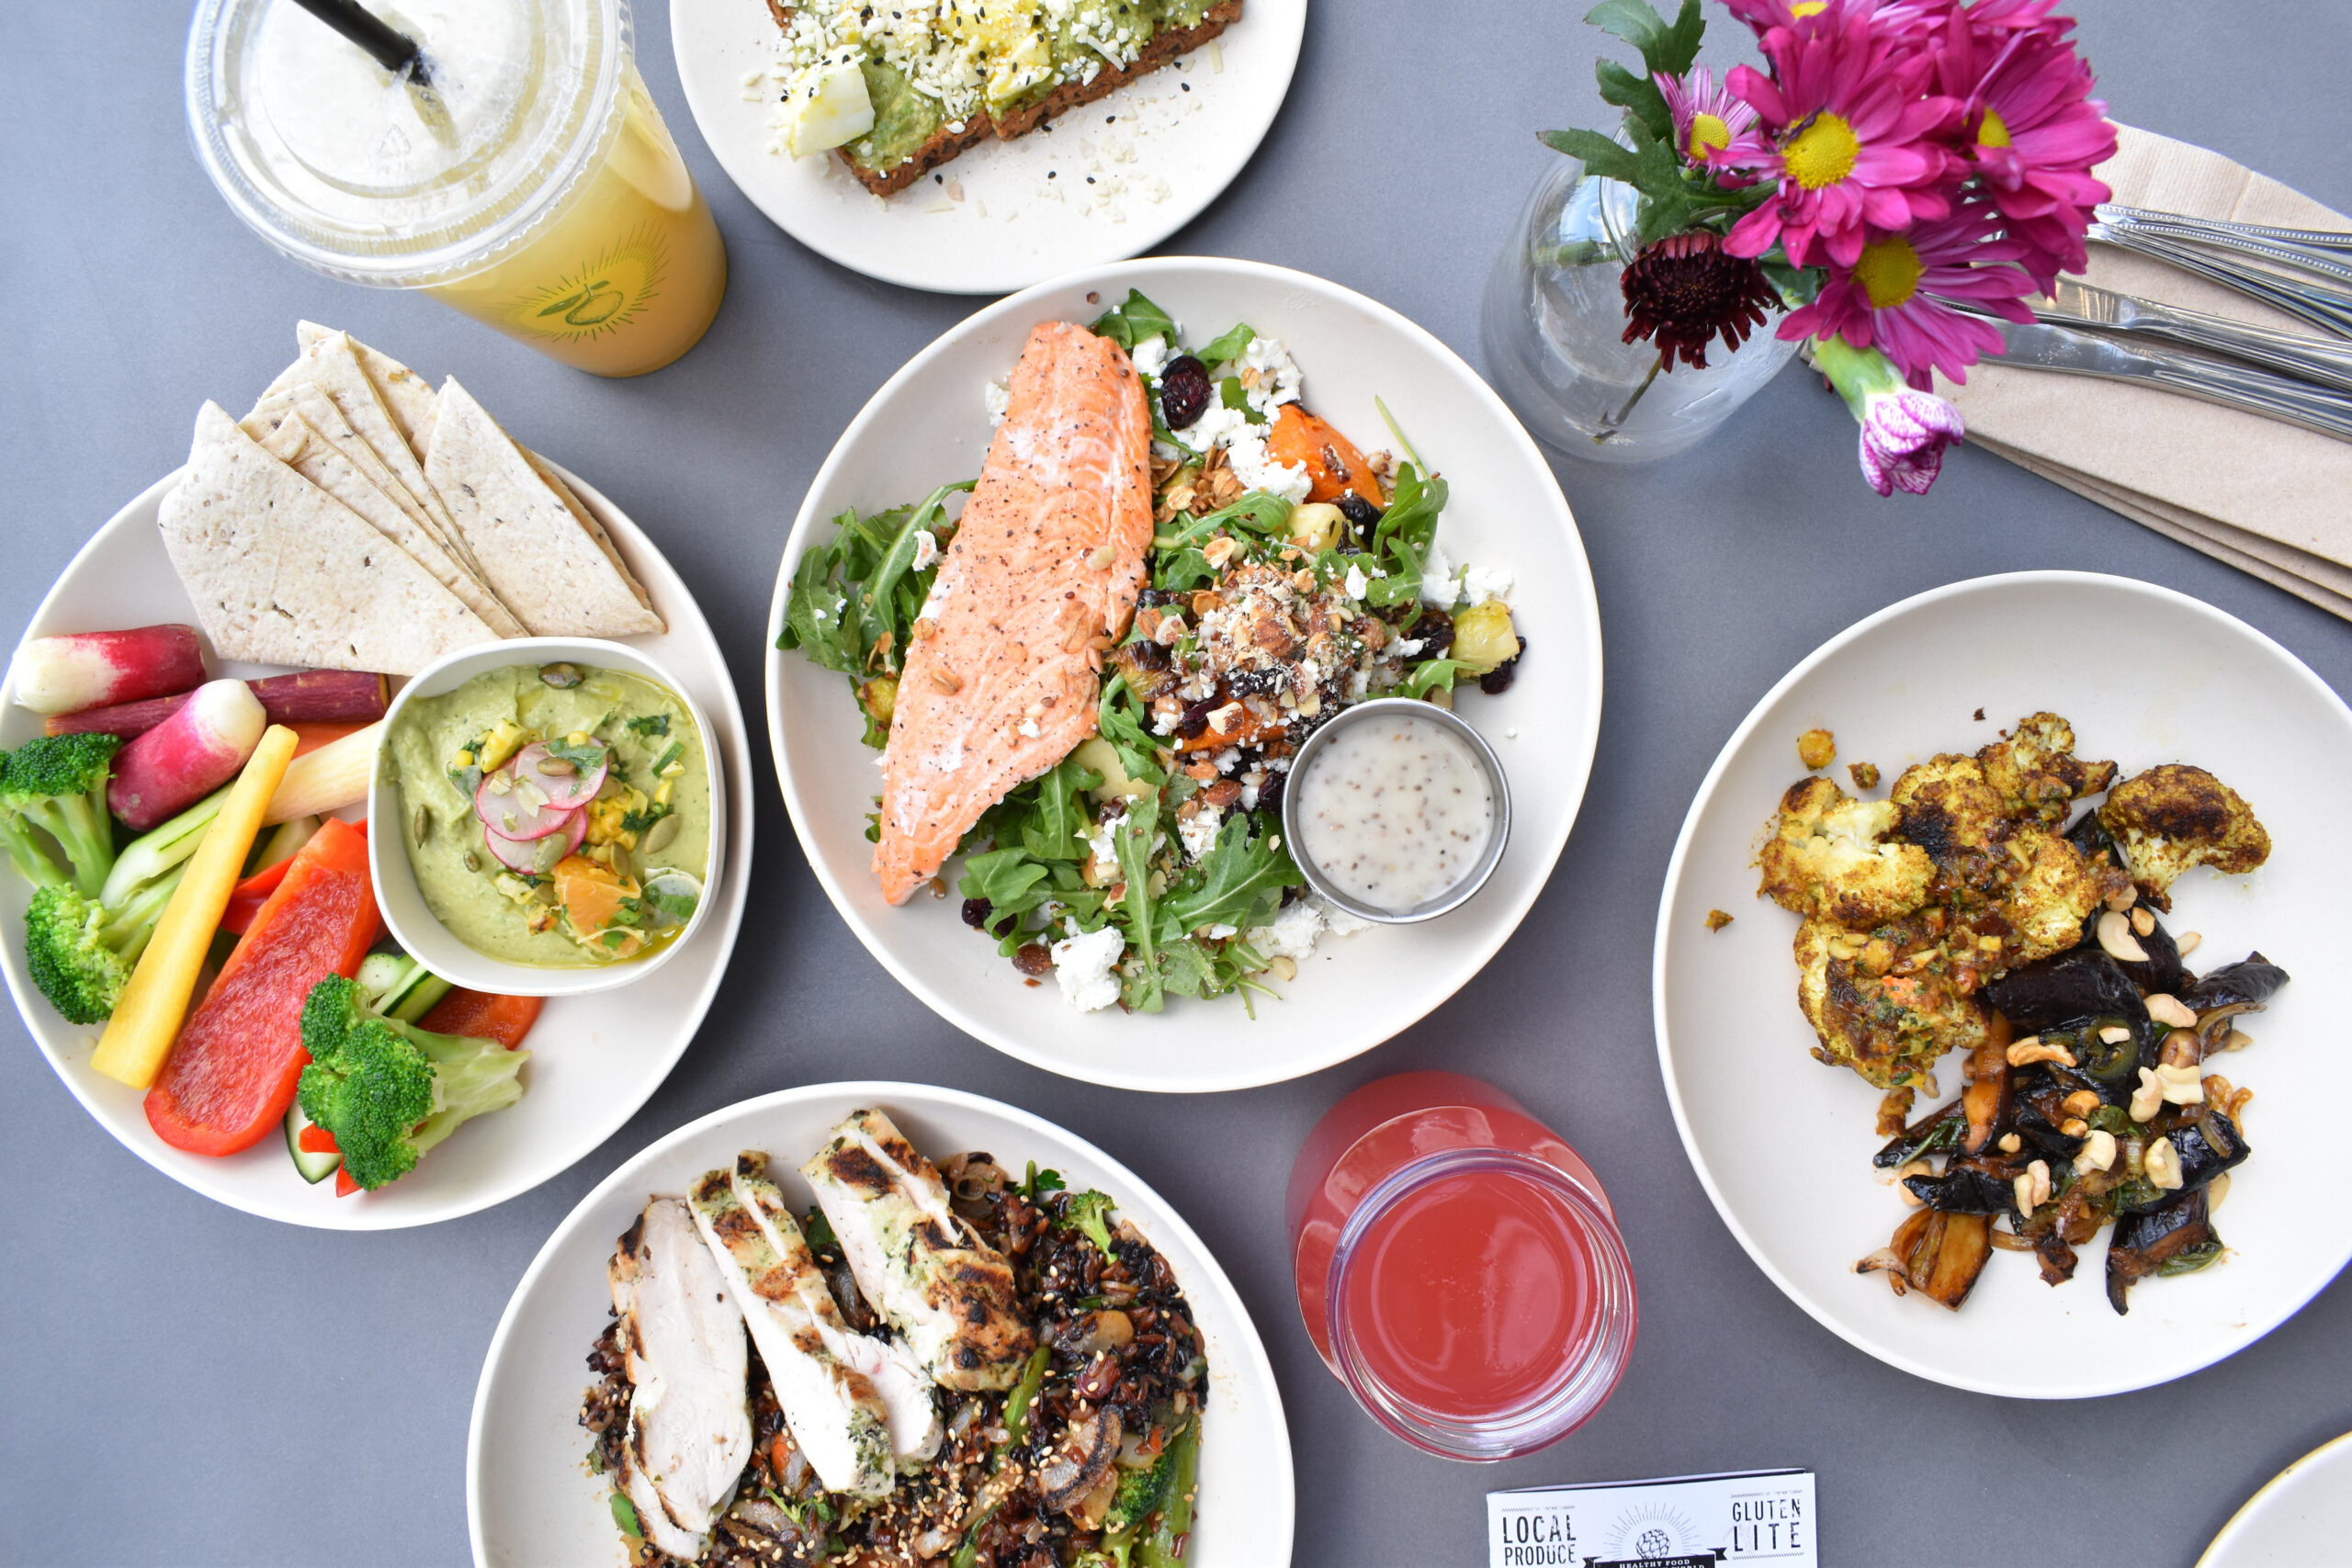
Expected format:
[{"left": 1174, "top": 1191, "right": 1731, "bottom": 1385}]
[
  {"left": 1012, "top": 942, "right": 1055, "bottom": 976},
  {"left": 1159, "top": 355, "right": 1212, "bottom": 430},
  {"left": 1136, "top": 586, "right": 1177, "bottom": 608},
  {"left": 1176, "top": 697, "right": 1218, "bottom": 739},
  {"left": 1337, "top": 491, "right": 1383, "bottom": 541},
  {"left": 1410, "top": 606, "right": 1454, "bottom": 658},
  {"left": 1256, "top": 770, "right": 1287, "bottom": 818},
  {"left": 1478, "top": 637, "right": 1528, "bottom": 694},
  {"left": 961, "top": 897, "right": 993, "bottom": 929}
]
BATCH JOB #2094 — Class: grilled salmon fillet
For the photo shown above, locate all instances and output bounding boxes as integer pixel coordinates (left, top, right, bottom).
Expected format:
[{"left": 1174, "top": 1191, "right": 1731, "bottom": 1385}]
[{"left": 873, "top": 320, "right": 1153, "bottom": 904}]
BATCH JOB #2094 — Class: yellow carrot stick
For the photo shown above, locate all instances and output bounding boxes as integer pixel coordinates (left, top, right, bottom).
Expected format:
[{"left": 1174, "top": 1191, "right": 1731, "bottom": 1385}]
[{"left": 90, "top": 724, "right": 300, "bottom": 1089}]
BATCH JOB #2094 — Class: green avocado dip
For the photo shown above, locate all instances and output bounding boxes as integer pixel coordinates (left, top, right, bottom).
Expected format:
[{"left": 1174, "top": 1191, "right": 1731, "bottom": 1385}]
[{"left": 387, "top": 662, "right": 711, "bottom": 969}]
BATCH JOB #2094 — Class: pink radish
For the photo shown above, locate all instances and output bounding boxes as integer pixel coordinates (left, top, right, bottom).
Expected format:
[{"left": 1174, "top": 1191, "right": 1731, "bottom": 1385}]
[
  {"left": 509, "top": 741, "right": 606, "bottom": 808},
  {"left": 107, "top": 678, "right": 266, "bottom": 830},
  {"left": 11, "top": 625, "right": 207, "bottom": 715},
  {"left": 485, "top": 810, "right": 585, "bottom": 874},
  {"left": 46, "top": 668, "right": 390, "bottom": 739},
  {"left": 475, "top": 770, "right": 579, "bottom": 840}
]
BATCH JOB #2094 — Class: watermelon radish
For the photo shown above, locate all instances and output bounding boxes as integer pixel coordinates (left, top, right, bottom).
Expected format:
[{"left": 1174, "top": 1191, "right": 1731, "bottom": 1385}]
[
  {"left": 509, "top": 741, "right": 606, "bottom": 808},
  {"left": 485, "top": 810, "right": 585, "bottom": 874},
  {"left": 475, "top": 769, "right": 576, "bottom": 840}
]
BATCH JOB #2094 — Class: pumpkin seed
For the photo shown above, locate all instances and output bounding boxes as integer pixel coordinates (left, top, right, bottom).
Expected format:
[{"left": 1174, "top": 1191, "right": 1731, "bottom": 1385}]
[
  {"left": 462, "top": 851, "right": 481, "bottom": 872},
  {"left": 412, "top": 805, "right": 430, "bottom": 843},
  {"left": 643, "top": 815, "right": 681, "bottom": 853},
  {"left": 539, "top": 662, "right": 583, "bottom": 688}
]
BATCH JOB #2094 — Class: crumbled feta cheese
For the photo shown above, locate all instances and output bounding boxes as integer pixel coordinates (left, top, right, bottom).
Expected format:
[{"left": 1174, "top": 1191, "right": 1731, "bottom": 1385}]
[
  {"left": 982, "top": 378, "right": 1010, "bottom": 426},
  {"left": 1224, "top": 427, "right": 1311, "bottom": 503},
  {"left": 1051, "top": 920, "right": 1126, "bottom": 1012},
  {"left": 1419, "top": 539, "right": 1461, "bottom": 606},
  {"left": 1317, "top": 897, "right": 1374, "bottom": 937},
  {"left": 910, "top": 528, "right": 938, "bottom": 570},
  {"left": 1459, "top": 561, "right": 1516, "bottom": 604},
  {"left": 1246, "top": 898, "right": 1325, "bottom": 961},
  {"left": 1085, "top": 811, "right": 1126, "bottom": 873},
  {"left": 1178, "top": 804, "right": 1224, "bottom": 863},
  {"left": 1395, "top": 637, "right": 1425, "bottom": 657},
  {"left": 1129, "top": 334, "right": 1170, "bottom": 379},
  {"left": 1017, "top": 718, "right": 1040, "bottom": 738},
  {"left": 1204, "top": 923, "right": 1238, "bottom": 940},
  {"left": 1235, "top": 334, "right": 1303, "bottom": 416},
  {"left": 1343, "top": 564, "right": 1369, "bottom": 601}
]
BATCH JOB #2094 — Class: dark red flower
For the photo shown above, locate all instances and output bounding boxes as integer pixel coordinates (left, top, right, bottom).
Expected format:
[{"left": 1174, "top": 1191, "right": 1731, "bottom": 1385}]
[{"left": 1620, "top": 231, "right": 1782, "bottom": 370}]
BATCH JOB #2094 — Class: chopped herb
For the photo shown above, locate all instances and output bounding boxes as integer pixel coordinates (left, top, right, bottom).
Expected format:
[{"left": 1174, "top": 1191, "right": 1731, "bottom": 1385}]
[
  {"left": 610, "top": 1491, "right": 642, "bottom": 1538},
  {"left": 804, "top": 1205, "right": 839, "bottom": 1248},
  {"left": 1022, "top": 1161, "right": 1067, "bottom": 1200},
  {"left": 650, "top": 740, "right": 685, "bottom": 776},
  {"left": 624, "top": 713, "right": 673, "bottom": 739}
]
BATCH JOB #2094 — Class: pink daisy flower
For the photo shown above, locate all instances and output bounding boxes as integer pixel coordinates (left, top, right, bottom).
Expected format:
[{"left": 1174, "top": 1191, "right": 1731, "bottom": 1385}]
[
  {"left": 1940, "top": 15, "right": 2117, "bottom": 289},
  {"left": 1723, "top": 0, "right": 1953, "bottom": 44},
  {"left": 1781, "top": 201, "right": 2037, "bottom": 388},
  {"left": 1655, "top": 65, "right": 1759, "bottom": 170},
  {"left": 1718, "top": 9, "right": 1962, "bottom": 269}
]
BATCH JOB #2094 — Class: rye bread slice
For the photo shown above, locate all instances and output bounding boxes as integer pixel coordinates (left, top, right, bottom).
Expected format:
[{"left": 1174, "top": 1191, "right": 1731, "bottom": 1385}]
[{"left": 768, "top": 0, "right": 1243, "bottom": 197}]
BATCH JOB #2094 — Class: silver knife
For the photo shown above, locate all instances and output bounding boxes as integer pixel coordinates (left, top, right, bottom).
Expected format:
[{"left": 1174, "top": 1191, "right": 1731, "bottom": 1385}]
[
  {"left": 1969, "top": 315, "right": 2352, "bottom": 444},
  {"left": 2087, "top": 221, "right": 2352, "bottom": 339},
  {"left": 2039, "top": 279, "right": 2352, "bottom": 394}
]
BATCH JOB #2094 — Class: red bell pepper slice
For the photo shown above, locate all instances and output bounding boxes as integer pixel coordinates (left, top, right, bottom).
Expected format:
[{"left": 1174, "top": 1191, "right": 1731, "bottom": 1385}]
[
  {"left": 219, "top": 858, "right": 293, "bottom": 937},
  {"left": 143, "top": 818, "right": 380, "bottom": 1156},
  {"left": 417, "top": 988, "right": 544, "bottom": 1052}
]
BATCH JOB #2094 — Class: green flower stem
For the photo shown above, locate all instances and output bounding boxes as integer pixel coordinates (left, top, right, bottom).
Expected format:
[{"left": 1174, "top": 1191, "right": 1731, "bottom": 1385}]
[{"left": 1808, "top": 333, "right": 1907, "bottom": 420}]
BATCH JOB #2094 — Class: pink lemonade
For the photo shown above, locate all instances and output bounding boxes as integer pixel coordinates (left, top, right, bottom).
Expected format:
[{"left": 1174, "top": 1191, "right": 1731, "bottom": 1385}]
[{"left": 1287, "top": 1072, "right": 1636, "bottom": 1459}]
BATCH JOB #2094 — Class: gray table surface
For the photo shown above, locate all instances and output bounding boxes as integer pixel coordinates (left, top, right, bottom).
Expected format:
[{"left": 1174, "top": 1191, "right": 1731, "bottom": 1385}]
[{"left": 6, "top": 0, "right": 2350, "bottom": 1562}]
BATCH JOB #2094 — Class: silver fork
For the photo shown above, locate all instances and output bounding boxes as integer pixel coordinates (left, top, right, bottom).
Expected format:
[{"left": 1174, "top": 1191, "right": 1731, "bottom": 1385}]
[
  {"left": 2086, "top": 221, "right": 2352, "bottom": 339},
  {"left": 2040, "top": 278, "right": 2352, "bottom": 393},
  {"left": 2097, "top": 204, "right": 2352, "bottom": 276}
]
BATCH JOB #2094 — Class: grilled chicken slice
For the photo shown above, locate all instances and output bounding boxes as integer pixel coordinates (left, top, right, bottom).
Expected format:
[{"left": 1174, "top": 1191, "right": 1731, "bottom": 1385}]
[
  {"left": 689, "top": 1161, "right": 897, "bottom": 1498},
  {"left": 730, "top": 1154, "right": 945, "bottom": 1467},
  {"left": 608, "top": 1199, "right": 753, "bottom": 1562},
  {"left": 801, "top": 1109, "right": 1037, "bottom": 1392}
]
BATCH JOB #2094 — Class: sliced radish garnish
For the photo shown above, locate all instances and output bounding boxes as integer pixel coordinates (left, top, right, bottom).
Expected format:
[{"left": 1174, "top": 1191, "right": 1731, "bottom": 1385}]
[
  {"left": 475, "top": 768, "right": 577, "bottom": 840},
  {"left": 510, "top": 740, "right": 605, "bottom": 808},
  {"left": 484, "top": 809, "right": 585, "bottom": 874}
]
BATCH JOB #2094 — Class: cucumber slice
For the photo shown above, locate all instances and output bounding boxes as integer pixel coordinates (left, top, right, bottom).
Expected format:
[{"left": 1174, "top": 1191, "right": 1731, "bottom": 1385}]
[{"left": 285, "top": 1101, "right": 341, "bottom": 1184}]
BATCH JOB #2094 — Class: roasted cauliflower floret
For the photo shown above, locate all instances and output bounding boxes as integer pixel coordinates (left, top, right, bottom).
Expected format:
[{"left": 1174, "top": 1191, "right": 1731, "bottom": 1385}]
[
  {"left": 1992, "top": 825, "right": 2132, "bottom": 966},
  {"left": 1794, "top": 916, "right": 1988, "bottom": 1090},
  {"left": 1758, "top": 777, "right": 1934, "bottom": 928},
  {"left": 1976, "top": 712, "right": 2117, "bottom": 824},
  {"left": 1888, "top": 754, "right": 2010, "bottom": 862},
  {"left": 2098, "top": 763, "right": 2271, "bottom": 908}
]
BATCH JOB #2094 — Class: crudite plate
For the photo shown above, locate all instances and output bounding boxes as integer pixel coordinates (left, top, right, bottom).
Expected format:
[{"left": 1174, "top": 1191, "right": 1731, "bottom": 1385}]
[
  {"left": 1656, "top": 571, "right": 2352, "bottom": 1397},
  {"left": 765, "top": 256, "right": 1603, "bottom": 1091},
  {"left": 0, "top": 465, "right": 752, "bottom": 1229}
]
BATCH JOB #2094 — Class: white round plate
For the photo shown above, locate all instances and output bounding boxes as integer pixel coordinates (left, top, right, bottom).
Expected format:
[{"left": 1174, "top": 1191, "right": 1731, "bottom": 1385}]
[
  {"left": 1654, "top": 571, "right": 2352, "bottom": 1397},
  {"left": 2199, "top": 1430, "right": 2352, "bottom": 1567},
  {"left": 1, "top": 465, "right": 753, "bottom": 1230},
  {"left": 669, "top": 0, "right": 1306, "bottom": 294},
  {"left": 764, "top": 256, "right": 1603, "bottom": 1092},
  {"left": 467, "top": 1080, "right": 1295, "bottom": 1567}
]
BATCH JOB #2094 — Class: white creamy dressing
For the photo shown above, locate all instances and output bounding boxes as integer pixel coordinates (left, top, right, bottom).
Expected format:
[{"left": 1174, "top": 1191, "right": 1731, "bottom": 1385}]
[{"left": 1294, "top": 715, "right": 1494, "bottom": 911}]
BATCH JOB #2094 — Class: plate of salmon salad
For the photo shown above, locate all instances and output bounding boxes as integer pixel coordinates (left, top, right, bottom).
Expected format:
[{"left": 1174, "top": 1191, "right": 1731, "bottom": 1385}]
[
  {"left": 766, "top": 258, "right": 1601, "bottom": 1091},
  {"left": 467, "top": 1082, "right": 1294, "bottom": 1566}
]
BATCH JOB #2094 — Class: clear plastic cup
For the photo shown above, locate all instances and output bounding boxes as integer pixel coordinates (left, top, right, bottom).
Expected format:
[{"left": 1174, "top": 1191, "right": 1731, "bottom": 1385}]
[{"left": 187, "top": 0, "right": 726, "bottom": 377}]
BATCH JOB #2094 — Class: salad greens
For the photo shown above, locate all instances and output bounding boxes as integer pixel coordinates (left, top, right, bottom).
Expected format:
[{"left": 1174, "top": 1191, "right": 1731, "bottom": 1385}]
[{"left": 777, "top": 291, "right": 1511, "bottom": 1014}]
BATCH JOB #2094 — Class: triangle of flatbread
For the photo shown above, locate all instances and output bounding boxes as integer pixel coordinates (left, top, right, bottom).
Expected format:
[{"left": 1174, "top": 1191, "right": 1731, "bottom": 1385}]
[
  {"left": 246, "top": 380, "right": 449, "bottom": 559},
  {"left": 298, "top": 321, "right": 439, "bottom": 455},
  {"left": 288, "top": 331, "right": 484, "bottom": 580},
  {"left": 254, "top": 412, "right": 527, "bottom": 639},
  {"left": 161, "top": 402, "right": 499, "bottom": 674},
  {"left": 426, "top": 378, "right": 664, "bottom": 637}
]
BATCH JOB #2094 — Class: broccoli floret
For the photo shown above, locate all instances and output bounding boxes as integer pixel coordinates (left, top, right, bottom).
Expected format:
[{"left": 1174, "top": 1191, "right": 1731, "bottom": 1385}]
[
  {"left": 0, "top": 734, "right": 122, "bottom": 896},
  {"left": 1757, "top": 775, "right": 1932, "bottom": 928},
  {"left": 296, "top": 974, "right": 528, "bottom": 1190},
  {"left": 1061, "top": 1190, "right": 1119, "bottom": 1255},
  {"left": 22, "top": 868, "right": 181, "bottom": 1024}
]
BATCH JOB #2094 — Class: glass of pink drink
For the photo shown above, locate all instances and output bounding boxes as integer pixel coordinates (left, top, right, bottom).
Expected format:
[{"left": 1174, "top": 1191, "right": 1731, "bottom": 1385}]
[{"left": 1287, "top": 1071, "right": 1637, "bottom": 1460}]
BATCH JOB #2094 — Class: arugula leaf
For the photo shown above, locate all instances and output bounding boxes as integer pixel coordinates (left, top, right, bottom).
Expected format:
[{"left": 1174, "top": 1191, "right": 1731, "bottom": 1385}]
[
  {"left": 1195, "top": 322, "right": 1256, "bottom": 367},
  {"left": 1153, "top": 490, "right": 1292, "bottom": 552},
  {"left": 1019, "top": 754, "right": 1101, "bottom": 861},
  {"left": 1404, "top": 659, "right": 1475, "bottom": 699},
  {"left": 1164, "top": 815, "right": 1298, "bottom": 936},
  {"left": 1216, "top": 376, "right": 1267, "bottom": 425},
  {"left": 1364, "top": 462, "right": 1449, "bottom": 607},
  {"left": 1090, "top": 289, "right": 1179, "bottom": 351},
  {"left": 1584, "top": 0, "right": 1704, "bottom": 78},
  {"left": 854, "top": 480, "right": 968, "bottom": 667},
  {"left": 959, "top": 847, "right": 1053, "bottom": 919},
  {"left": 1152, "top": 545, "right": 1217, "bottom": 593}
]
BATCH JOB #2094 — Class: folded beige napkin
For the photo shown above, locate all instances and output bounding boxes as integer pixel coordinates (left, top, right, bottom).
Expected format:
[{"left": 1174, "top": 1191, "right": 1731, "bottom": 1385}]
[{"left": 1935, "top": 123, "right": 2352, "bottom": 619}]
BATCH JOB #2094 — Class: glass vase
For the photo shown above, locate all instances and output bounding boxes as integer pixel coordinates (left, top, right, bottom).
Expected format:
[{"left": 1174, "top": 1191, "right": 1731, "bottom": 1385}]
[{"left": 1481, "top": 157, "right": 1801, "bottom": 462}]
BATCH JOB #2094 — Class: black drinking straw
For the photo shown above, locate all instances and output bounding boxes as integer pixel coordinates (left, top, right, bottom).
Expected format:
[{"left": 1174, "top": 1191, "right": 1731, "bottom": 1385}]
[{"left": 287, "top": 0, "right": 433, "bottom": 85}]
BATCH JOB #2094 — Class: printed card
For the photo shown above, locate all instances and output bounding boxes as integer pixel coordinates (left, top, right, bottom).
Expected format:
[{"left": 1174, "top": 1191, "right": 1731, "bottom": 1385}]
[{"left": 1487, "top": 1469, "right": 1817, "bottom": 1568}]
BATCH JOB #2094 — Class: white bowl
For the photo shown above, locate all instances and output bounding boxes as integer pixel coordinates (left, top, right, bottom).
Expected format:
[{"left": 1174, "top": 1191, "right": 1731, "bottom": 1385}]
[
  {"left": 765, "top": 256, "right": 1603, "bottom": 1091},
  {"left": 468, "top": 1082, "right": 1295, "bottom": 1567},
  {"left": 1654, "top": 571, "right": 2352, "bottom": 1397},
  {"left": 370, "top": 637, "right": 728, "bottom": 998}
]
